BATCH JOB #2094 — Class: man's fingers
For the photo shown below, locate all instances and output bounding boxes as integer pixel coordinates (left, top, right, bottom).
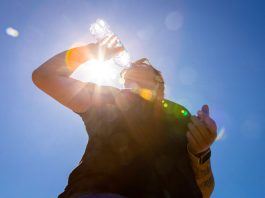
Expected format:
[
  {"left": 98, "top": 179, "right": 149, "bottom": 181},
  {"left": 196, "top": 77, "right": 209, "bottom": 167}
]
[
  {"left": 197, "top": 110, "right": 205, "bottom": 120},
  {"left": 190, "top": 116, "right": 209, "bottom": 138},
  {"left": 202, "top": 104, "right": 209, "bottom": 116},
  {"left": 186, "top": 131, "right": 199, "bottom": 151},
  {"left": 96, "top": 35, "right": 124, "bottom": 60},
  {"left": 99, "top": 35, "right": 115, "bottom": 46},
  {"left": 188, "top": 123, "right": 205, "bottom": 146},
  {"left": 107, "top": 36, "right": 118, "bottom": 48},
  {"left": 203, "top": 116, "right": 217, "bottom": 139},
  {"left": 188, "top": 121, "right": 211, "bottom": 146},
  {"left": 188, "top": 105, "right": 217, "bottom": 154},
  {"left": 197, "top": 105, "right": 217, "bottom": 136},
  {"left": 197, "top": 104, "right": 209, "bottom": 121}
]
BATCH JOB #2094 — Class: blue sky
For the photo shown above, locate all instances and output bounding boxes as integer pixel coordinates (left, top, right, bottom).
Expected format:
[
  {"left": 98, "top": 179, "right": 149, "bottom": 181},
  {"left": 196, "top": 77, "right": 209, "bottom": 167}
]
[{"left": 1, "top": 0, "right": 265, "bottom": 197}]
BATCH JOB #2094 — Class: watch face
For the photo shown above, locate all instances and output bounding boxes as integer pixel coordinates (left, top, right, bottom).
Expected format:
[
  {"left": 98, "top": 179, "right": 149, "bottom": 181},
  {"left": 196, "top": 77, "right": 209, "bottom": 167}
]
[{"left": 199, "top": 150, "right": 211, "bottom": 164}]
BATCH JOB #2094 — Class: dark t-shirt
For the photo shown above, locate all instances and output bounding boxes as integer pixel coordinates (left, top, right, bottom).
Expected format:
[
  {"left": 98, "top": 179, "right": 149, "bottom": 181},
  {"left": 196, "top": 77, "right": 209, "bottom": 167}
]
[{"left": 58, "top": 88, "right": 202, "bottom": 198}]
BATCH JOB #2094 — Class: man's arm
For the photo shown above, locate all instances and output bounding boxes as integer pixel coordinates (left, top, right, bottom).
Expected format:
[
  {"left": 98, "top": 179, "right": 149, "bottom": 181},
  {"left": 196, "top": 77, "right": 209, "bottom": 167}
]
[
  {"left": 32, "top": 37, "right": 122, "bottom": 113},
  {"left": 188, "top": 148, "right": 215, "bottom": 198},
  {"left": 186, "top": 105, "right": 217, "bottom": 197},
  {"left": 32, "top": 44, "right": 98, "bottom": 113}
]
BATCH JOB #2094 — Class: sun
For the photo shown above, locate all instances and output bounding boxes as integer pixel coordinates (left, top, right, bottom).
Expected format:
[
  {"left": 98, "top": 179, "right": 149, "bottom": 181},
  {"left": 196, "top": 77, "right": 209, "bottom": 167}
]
[
  {"left": 88, "top": 59, "right": 117, "bottom": 83},
  {"left": 70, "top": 59, "right": 121, "bottom": 86}
]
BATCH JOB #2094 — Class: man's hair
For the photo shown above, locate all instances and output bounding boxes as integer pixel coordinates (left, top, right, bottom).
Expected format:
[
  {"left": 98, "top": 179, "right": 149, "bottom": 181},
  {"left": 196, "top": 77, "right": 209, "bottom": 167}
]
[{"left": 121, "top": 58, "right": 165, "bottom": 100}]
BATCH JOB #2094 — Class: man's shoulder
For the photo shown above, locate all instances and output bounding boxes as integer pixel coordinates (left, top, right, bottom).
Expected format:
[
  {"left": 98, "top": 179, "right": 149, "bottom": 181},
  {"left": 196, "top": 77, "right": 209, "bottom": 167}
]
[
  {"left": 75, "top": 86, "right": 139, "bottom": 115},
  {"left": 88, "top": 83, "right": 121, "bottom": 97},
  {"left": 83, "top": 83, "right": 121, "bottom": 105}
]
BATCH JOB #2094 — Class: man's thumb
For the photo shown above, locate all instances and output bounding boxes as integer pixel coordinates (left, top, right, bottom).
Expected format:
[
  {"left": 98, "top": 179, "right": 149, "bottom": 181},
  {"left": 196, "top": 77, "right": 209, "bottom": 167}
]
[{"left": 202, "top": 104, "right": 209, "bottom": 116}]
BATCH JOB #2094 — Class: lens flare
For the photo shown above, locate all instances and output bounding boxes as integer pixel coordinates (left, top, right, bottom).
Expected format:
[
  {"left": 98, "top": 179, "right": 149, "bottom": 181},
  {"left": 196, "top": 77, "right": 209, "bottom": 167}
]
[
  {"left": 215, "top": 127, "right": 225, "bottom": 141},
  {"left": 65, "top": 43, "right": 90, "bottom": 71},
  {"left": 178, "top": 67, "right": 197, "bottom": 85},
  {"left": 165, "top": 11, "right": 183, "bottom": 31},
  {"left": 139, "top": 88, "right": 153, "bottom": 101},
  {"left": 6, "top": 27, "right": 19, "bottom": 37},
  {"left": 181, "top": 109, "right": 189, "bottom": 117}
]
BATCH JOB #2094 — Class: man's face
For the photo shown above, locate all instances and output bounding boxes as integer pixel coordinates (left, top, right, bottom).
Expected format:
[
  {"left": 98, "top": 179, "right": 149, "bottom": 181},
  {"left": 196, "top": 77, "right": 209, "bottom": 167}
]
[{"left": 122, "top": 66, "right": 158, "bottom": 90}]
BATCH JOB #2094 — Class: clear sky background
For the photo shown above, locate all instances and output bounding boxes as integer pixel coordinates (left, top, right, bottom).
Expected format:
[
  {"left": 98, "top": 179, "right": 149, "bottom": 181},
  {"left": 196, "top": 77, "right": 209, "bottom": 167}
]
[{"left": 1, "top": 0, "right": 265, "bottom": 197}]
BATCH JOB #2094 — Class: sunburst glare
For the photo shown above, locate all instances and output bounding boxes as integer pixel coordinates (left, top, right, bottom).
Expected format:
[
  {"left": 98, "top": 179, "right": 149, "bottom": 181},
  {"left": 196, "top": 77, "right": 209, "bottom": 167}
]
[{"left": 70, "top": 59, "right": 120, "bottom": 86}]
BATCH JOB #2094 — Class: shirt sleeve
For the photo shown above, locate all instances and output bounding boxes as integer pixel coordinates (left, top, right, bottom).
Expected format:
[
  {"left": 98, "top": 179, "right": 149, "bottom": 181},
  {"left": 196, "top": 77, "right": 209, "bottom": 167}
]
[{"left": 188, "top": 147, "right": 215, "bottom": 198}]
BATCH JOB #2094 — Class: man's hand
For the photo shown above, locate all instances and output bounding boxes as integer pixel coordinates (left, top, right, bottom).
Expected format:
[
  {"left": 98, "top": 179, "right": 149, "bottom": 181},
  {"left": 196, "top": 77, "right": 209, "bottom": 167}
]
[
  {"left": 186, "top": 105, "right": 217, "bottom": 155},
  {"left": 96, "top": 35, "right": 124, "bottom": 60}
]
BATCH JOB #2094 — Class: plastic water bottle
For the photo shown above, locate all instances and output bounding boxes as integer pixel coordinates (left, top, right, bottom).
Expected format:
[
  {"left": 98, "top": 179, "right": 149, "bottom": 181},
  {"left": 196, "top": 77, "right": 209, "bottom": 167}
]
[{"left": 90, "top": 19, "right": 131, "bottom": 68}]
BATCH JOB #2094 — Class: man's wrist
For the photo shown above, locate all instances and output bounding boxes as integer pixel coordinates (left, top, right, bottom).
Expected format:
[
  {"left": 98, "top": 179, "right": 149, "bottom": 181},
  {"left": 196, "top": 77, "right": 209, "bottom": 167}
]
[{"left": 187, "top": 145, "right": 211, "bottom": 164}]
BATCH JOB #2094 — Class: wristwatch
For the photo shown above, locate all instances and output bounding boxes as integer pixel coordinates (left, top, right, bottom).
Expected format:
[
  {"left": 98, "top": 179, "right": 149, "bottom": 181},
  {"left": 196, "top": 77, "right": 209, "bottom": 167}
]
[{"left": 196, "top": 149, "right": 211, "bottom": 164}]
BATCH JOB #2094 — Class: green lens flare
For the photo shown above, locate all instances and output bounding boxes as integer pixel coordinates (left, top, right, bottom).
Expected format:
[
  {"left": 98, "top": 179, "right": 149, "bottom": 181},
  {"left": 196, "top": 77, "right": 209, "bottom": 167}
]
[{"left": 181, "top": 109, "right": 188, "bottom": 117}]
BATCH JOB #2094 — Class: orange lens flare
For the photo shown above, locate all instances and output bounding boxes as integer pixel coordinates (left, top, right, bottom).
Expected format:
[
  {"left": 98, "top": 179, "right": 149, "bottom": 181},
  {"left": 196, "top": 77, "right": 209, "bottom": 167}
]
[
  {"left": 65, "top": 43, "right": 90, "bottom": 72},
  {"left": 139, "top": 88, "right": 154, "bottom": 101}
]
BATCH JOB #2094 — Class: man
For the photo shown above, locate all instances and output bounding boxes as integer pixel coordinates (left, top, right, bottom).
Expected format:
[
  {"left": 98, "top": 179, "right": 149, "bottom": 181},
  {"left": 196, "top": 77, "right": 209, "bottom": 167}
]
[{"left": 32, "top": 36, "right": 217, "bottom": 198}]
